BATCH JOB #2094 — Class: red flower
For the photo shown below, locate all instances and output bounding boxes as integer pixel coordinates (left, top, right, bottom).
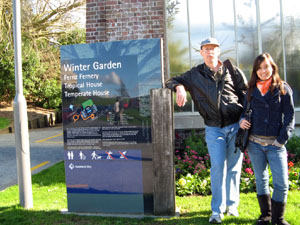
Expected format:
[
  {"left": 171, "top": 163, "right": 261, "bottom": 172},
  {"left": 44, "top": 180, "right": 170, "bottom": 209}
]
[
  {"left": 288, "top": 161, "right": 294, "bottom": 168},
  {"left": 245, "top": 168, "right": 253, "bottom": 175}
]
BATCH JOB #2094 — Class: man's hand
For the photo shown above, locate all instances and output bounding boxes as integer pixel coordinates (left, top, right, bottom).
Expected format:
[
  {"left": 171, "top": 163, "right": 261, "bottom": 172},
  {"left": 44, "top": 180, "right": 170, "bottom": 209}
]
[{"left": 176, "top": 85, "right": 187, "bottom": 107}]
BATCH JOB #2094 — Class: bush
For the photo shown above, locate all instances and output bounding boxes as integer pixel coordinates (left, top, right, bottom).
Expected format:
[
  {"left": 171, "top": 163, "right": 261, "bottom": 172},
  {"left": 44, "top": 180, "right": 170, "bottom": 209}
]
[
  {"left": 240, "top": 150, "right": 256, "bottom": 193},
  {"left": 174, "top": 131, "right": 211, "bottom": 196},
  {"left": 176, "top": 173, "right": 211, "bottom": 196},
  {"left": 288, "top": 161, "right": 300, "bottom": 190},
  {"left": 0, "top": 27, "right": 85, "bottom": 109},
  {"left": 175, "top": 146, "right": 210, "bottom": 177},
  {"left": 286, "top": 135, "right": 300, "bottom": 162},
  {"left": 286, "top": 135, "right": 300, "bottom": 190},
  {"left": 183, "top": 130, "right": 208, "bottom": 157},
  {"left": 175, "top": 131, "right": 300, "bottom": 196}
]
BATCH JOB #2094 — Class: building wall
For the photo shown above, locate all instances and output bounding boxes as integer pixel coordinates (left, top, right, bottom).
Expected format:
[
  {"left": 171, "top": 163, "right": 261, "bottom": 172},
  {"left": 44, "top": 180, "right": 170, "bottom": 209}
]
[
  {"left": 85, "top": 1, "right": 300, "bottom": 149},
  {"left": 86, "top": 0, "right": 169, "bottom": 80},
  {"left": 86, "top": 0, "right": 164, "bottom": 42}
]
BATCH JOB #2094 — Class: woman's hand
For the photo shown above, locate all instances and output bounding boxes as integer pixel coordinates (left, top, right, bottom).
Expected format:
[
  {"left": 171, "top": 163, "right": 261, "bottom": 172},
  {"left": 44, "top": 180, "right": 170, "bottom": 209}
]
[
  {"left": 272, "top": 139, "right": 283, "bottom": 147},
  {"left": 240, "top": 119, "right": 251, "bottom": 130}
]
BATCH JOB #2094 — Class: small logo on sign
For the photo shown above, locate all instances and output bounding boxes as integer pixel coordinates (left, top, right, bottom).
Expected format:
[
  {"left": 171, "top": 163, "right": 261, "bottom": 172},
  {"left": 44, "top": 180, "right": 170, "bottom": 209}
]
[{"left": 69, "top": 163, "right": 74, "bottom": 170}]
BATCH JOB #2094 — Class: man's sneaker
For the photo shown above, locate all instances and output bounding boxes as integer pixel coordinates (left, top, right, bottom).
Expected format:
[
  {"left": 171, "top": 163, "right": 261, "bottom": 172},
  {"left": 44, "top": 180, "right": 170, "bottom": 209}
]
[
  {"left": 226, "top": 206, "right": 239, "bottom": 217},
  {"left": 209, "top": 212, "right": 224, "bottom": 224}
]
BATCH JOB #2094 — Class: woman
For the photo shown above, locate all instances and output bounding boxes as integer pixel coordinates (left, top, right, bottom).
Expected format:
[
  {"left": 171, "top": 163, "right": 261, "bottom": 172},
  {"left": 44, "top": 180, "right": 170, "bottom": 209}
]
[{"left": 240, "top": 53, "right": 294, "bottom": 225}]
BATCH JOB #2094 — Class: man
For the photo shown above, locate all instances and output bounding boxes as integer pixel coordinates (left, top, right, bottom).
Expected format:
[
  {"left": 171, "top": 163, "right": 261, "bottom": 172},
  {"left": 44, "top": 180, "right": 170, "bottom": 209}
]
[{"left": 165, "top": 37, "right": 247, "bottom": 224}]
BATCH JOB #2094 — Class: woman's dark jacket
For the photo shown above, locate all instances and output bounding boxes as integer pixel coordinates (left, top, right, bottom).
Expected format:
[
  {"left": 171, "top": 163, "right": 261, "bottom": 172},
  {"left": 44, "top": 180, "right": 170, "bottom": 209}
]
[
  {"left": 165, "top": 63, "right": 247, "bottom": 127},
  {"left": 241, "top": 83, "right": 295, "bottom": 144}
]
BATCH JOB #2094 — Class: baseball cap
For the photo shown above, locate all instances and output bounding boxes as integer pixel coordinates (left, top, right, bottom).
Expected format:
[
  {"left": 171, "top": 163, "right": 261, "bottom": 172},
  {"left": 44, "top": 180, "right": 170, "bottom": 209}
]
[{"left": 200, "top": 37, "right": 220, "bottom": 48}]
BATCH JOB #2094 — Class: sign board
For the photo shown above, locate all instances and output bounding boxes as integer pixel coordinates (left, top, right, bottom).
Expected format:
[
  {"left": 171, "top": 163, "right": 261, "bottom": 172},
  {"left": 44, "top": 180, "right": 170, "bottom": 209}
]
[{"left": 60, "top": 39, "right": 163, "bottom": 214}]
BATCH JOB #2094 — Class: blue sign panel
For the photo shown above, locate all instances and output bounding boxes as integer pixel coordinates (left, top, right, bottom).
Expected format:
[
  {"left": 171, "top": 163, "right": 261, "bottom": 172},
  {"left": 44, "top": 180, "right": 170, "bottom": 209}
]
[
  {"left": 65, "top": 150, "right": 143, "bottom": 194},
  {"left": 60, "top": 39, "right": 163, "bottom": 213}
]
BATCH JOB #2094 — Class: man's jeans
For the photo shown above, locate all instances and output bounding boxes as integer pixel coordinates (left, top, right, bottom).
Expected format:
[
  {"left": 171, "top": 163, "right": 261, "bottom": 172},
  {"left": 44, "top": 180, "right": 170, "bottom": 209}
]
[
  {"left": 247, "top": 141, "right": 289, "bottom": 202},
  {"left": 205, "top": 122, "right": 243, "bottom": 214}
]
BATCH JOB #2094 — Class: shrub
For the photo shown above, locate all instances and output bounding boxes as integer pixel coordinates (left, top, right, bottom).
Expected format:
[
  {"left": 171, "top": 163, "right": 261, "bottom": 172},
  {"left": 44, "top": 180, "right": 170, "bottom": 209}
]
[
  {"left": 288, "top": 161, "right": 300, "bottom": 190},
  {"left": 176, "top": 173, "right": 211, "bottom": 196},
  {"left": 174, "top": 132, "right": 211, "bottom": 196},
  {"left": 183, "top": 130, "right": 208, "bottom": 157},
  {"left": 175, "top": 131, "right": 300, "bottom": 196},
  {"left": 240, "top": 150, "right": 256, "bottom": 193},
  {"left": 175, "top": 146, "right": 210, "bottom": 177},
  {"left": 286, "top": 135, "right": 300, "bottom": 162}
]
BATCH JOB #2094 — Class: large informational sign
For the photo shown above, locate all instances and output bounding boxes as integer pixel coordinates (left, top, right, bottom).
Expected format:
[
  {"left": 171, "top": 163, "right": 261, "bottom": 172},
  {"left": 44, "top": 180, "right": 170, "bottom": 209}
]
[{"left": 60, "top": 39, "right": 163, "bottom": 214}]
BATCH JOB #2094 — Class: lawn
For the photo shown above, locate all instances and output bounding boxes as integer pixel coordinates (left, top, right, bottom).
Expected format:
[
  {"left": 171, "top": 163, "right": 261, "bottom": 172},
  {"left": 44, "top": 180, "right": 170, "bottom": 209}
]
[
  {"left": 0, "top": 161, "right": 299, "bottom": 225},
  {"left": 0, "top": 117, "right": 10, "bottom": 129}
]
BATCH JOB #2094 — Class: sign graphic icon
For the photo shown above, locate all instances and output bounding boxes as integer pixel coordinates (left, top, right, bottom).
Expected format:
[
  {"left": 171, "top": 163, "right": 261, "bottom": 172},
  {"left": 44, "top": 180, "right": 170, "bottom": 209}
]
[
  {"left": 91, "top": 151, "right": 102, "bottom": 160},
  {"left": 106, "top": 151, "right": 114, "bottom": 160},
  {"left": 119, "top": 151, "right": 128, "bottom": 160},
  {"left": 79, "top": 151, "right": 86, "bottom": 160},
  {"left": 69, "top": 163, "right": 74, "bottom": 170},
  {"left": 68, "top": 151, "right": 74, "bottom": 160}
]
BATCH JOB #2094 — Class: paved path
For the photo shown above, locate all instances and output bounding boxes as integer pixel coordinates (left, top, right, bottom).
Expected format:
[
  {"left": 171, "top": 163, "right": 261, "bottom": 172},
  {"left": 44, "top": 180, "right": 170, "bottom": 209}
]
[{"left": 0, "top": 125, "right": 64, "bottom": 191}]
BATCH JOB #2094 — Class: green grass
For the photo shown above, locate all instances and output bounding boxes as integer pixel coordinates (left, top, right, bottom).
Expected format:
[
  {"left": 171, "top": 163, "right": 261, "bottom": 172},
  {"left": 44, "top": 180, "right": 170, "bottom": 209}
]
[
  {"left": 1, "top": 161, "right": 299, "bottom": 225},
  {"left": 0, "top": 117, "right": 10, "bottom": 129}
]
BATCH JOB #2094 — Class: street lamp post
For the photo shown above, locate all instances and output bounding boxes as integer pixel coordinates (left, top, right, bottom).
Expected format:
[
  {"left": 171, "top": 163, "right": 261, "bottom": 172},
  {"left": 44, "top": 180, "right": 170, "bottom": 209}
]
[{"left": 12, "top": 0, "right": 33, "bottom": 209}]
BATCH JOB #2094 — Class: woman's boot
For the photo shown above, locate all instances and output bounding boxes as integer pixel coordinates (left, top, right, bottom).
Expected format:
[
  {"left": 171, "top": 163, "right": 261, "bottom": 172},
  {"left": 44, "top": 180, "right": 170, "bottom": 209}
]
[
  {"left": 256, "top": 194, "right": 271, "bottom": 225},
  {"left": 271, "top": 199, "right": 290, "bottom": 225}
]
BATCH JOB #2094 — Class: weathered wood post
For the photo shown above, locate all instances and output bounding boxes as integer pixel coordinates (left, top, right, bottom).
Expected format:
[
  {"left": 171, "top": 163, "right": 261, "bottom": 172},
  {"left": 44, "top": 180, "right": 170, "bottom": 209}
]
[{"left": 151, "top": 88, "right": 175, "bottom": 216}]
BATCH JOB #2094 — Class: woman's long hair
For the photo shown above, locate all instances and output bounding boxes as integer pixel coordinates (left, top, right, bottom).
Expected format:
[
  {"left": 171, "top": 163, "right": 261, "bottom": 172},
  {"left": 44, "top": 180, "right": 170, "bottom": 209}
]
[{"left": 247, "top": 53, "right": 286, "bottom": 102}]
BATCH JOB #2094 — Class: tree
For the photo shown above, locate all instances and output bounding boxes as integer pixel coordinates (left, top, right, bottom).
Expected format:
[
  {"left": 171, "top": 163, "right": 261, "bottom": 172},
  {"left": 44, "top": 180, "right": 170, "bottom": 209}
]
[
  {"left": 166, "top": 0, "right": 180, "bottom": 29},
  {"left": 168, "top": 41, "right": 189, "bottom": 77},
  {"left": 0, "top": 0, "right": 85, "bottom": 108}
]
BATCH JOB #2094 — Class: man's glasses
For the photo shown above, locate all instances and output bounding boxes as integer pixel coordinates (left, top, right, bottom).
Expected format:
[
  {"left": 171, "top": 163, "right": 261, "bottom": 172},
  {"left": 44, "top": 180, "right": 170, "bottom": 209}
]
[{"left": 202, "top": 47, "right": 218, "bottom": 52}]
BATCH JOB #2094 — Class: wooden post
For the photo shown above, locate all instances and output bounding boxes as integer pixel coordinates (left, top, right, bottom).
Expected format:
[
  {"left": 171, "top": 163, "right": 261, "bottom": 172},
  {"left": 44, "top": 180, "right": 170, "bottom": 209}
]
[{"left": 151, "top": 88, "right": 175, "bottom": 216}]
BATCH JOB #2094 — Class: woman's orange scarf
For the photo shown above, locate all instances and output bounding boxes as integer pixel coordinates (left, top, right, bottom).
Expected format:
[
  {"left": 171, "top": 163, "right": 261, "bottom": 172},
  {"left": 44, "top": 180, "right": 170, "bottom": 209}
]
[{"left": 256, "top": 77, "right": 272, "bottom": 95}]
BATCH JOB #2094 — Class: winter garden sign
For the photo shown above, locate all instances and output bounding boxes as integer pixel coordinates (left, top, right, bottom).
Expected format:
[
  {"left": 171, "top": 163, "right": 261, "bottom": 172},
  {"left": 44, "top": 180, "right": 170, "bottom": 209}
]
[{"left": 60, "top": 39, "right": 163, "bottom": 214}]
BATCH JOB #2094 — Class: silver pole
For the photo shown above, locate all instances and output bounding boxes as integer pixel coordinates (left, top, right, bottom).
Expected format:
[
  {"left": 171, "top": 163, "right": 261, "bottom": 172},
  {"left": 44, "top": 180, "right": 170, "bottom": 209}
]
[
  {"left": 186, "top": 0, "right": 192, "bottom": 69},
  {"left": 186, "top": 0, "right": 194, "bottom": 112},
  {"left": 280, "top": 0, "right": 287, "bottom": 81},
  {"left": 209, "top": 0, "right": 215, "bottom": 37},
  {"left": 255, "top": 0, "right": 262, "bottom": 54},
  {"left": 233, "top": 0, "right": 239, "bottom": 66},
  {"left": 13, "top": 0, "right": 33, "bottom": 209},
  {"left": 163, "top": 0, "right": 170, "bottom": 84}
]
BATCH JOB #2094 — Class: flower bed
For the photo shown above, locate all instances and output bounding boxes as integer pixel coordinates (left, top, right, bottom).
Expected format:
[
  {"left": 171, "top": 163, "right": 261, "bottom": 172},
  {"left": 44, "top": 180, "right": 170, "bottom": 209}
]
[{"left": 175, "top": 132, "right": 300, "bottom": 196}]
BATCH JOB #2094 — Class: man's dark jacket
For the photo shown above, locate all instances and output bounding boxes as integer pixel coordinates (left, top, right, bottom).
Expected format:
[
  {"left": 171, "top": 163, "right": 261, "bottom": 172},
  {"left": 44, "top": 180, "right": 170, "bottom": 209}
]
[{"left": 165, "top": 62, "right": 248, "bottom": 127}]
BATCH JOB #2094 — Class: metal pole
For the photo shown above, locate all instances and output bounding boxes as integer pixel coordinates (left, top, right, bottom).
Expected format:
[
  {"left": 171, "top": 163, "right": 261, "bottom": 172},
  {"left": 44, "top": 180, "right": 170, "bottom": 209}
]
[
  {"left": 186, "top": 0, "right": 192, "bottom": 69},
  {"left": 255, "top": 0, "right": 262, "bottom": 54},
  {"left": 163, "top": 0, "right": 170, "bottom": 85},
  {"left": 209, "top": 0, "right": 215, "bottom": 37},
  {"left": 13, "top": 0, "right": 33, "bottom": 209},
  {"left": 186, "top": 0, "right": 194, "bottom": 112},
  {"left": 233, "top": 0, "right": 239, "bottom": 66},
  {"left": 279, "top": 0, "right": 287, "bottom": 81}
]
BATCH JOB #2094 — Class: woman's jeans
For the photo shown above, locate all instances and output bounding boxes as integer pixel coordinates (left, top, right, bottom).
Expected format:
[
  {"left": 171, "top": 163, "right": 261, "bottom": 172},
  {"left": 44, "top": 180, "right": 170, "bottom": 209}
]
[
  {"left": 247, "top": 141, "right": 289, "bottom": 202},
  {"left": 205, "top": 122, "right": 243, "bottom": 214}
]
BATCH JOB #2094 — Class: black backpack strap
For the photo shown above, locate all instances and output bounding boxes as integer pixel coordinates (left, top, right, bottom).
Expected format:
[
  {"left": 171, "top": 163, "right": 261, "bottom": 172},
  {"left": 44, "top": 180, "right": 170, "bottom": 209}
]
[
  {"left": 223, "top": 59, "right": 237, "bottom": 86},
  {"left": 223, "top": 59, "right": 243, "bottom": 104}
]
